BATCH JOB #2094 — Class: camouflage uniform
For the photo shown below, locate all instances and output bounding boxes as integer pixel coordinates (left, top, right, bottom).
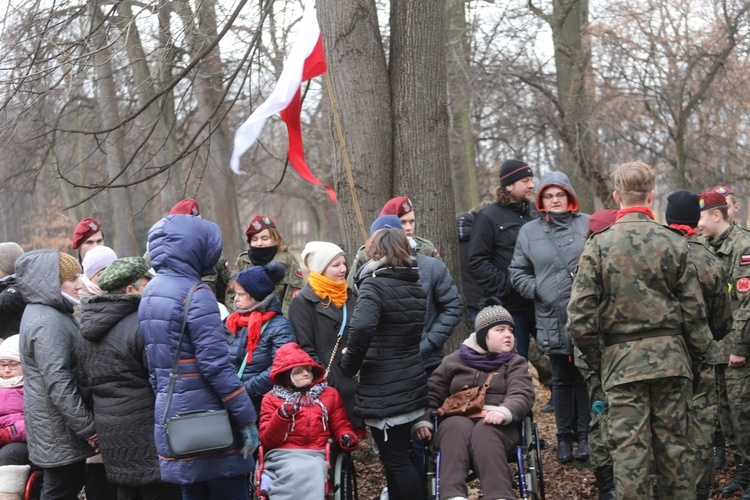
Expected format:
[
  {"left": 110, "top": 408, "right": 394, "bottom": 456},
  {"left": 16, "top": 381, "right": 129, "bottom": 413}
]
[
  {"left": 346, "top": 234, "right": 439, "bottom": 291},
  {"left": 685, "top": 234, "right": 733, "bottom": 494},
  {"left": 567, "top": 212, "right": 711, "bottom": 499},
  {"left": 573, "top": 348, "right": 611, "bottom": 469},
  {"left": 225, "top": 250, "right": 303, "bottom": 316},
  {"left": 706, "top": 225, "right": 750, "bottom": 466}
]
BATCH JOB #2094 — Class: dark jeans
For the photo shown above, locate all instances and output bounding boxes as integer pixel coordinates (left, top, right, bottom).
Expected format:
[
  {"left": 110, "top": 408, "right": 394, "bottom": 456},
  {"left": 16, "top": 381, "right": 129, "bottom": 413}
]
[
  {"left": 181, "top": 475, "right": 249, "bottom": 500},
  {"left": 41, "top": 460, "right": 86, "bottom": 500},
  {"left": 510, "top": 309, "right": 535, "bottom": 360},
  {"left": 370, "top": 423, "right": 423, "bottom": 500},
  {"left": 0, "top": 441, "right": 28, "bottom": 465},
  {"left": 550, "top": 353, "right": 590, "bottom": 439},
  {"left": 117, "top": 482, "right": 182, "bottom": 500},
  {"left": 86, "top": 462, "right": 118, "bottom": 500}
]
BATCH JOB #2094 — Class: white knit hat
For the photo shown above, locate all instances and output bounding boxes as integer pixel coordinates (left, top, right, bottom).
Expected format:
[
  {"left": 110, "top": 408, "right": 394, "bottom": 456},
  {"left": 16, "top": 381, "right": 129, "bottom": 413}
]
[
  {"left": 0, "top": 335, "right": 20, "bottom": 362},
  {"left": 301, "top": 241, "right": 345, "bottom": 275},
  {"left": 82, "top": 245, "right": 118, "bottom": 279}
]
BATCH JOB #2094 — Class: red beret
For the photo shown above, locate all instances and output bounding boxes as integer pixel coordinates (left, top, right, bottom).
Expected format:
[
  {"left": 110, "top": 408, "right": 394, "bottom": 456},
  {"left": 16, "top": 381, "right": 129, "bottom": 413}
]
[
  {"left": 712, "top": 185, "right": 735, "bottom": 196},
  {"left": 379, "top": 196, "right": 414, "bottom": 218},
  {"left": 72, "top": 218, "right": 102, "bottom": 250},
  {"left": 589, "top": 209, "right": 618, "bottom": 233},
  {"left": 699, "top": 191, "right": 728, "bottom": 211},
  {"left": 245, "top": 215, "right": 276, "bottom": 241},
  {"left": 169, "top": 198, "right": 201, "bottom": 216}
]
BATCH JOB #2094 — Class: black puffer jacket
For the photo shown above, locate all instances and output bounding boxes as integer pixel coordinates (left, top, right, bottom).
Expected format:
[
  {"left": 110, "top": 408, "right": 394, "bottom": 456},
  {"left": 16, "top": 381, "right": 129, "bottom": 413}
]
[
  {"left": 0, "top": 275, "right": 25, "bottom": 340},
  {"left": 78, "top": 294, "right": 161, "bottom": 487},
  {"left": 340, "top": 265, "right": 428, "bottom": 419}
]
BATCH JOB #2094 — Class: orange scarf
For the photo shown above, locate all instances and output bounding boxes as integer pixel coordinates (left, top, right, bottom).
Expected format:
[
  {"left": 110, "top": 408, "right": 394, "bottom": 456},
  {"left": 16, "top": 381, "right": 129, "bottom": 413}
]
[
  {"left": 226, "top": 310, "right": 276, "bottom": 363},
  {"left": 308, "top": 273, "right": 348, "bottom": 308},
  {"left": 616, "top": 206, "right": 654, "bottom": 221},
  {"left": 669, "top": 223, "right": 697, "bottom": 236}
]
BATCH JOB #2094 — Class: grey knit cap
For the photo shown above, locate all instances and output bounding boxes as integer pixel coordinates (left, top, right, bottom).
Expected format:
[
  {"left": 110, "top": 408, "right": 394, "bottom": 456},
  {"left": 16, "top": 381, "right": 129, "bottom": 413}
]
[
  {"left": 0, "top": 243, "right": 23, "bottom": 275},
  {"left": 474, "top": 304, "right": 514, "bottom": 350}
]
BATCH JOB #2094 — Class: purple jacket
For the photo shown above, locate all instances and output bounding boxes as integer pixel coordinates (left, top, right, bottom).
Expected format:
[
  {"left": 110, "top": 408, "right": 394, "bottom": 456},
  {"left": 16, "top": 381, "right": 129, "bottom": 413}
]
[
  {"left": 0, "top": 385, "right": 25, "bottom": 442},
  {"left": 138, "top": 215, "right": 257, "bottom": 485}
]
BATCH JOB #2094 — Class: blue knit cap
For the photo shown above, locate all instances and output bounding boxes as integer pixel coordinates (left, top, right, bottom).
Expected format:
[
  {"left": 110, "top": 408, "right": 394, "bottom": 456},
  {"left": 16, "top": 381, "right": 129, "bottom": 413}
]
[
  {"left": 369, "top": 215, "right": 403, "bottom": 236},
  {"left": 235, "top": 262, "right": 284, "bottom": 301}
]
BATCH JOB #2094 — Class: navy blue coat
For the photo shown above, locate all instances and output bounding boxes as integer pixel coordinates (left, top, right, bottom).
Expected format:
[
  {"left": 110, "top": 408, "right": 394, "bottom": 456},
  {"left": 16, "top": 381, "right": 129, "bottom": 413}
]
[{"left": 138, "top": 215, "right": 257, "bottom": 485}]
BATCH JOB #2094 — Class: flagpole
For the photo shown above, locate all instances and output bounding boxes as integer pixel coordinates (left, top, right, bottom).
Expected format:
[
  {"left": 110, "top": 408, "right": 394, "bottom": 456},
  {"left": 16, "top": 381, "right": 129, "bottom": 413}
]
[{"left": 324, "top": 71, "right": 368, "bottom": 245}]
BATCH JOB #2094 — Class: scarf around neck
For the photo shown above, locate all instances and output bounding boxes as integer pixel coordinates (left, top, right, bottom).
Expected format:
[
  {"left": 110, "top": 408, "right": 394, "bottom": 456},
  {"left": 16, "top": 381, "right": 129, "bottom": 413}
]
[
  {"left": 0, "top": 376, "right": 23, "bottom": 388},
  {"left": 249, "top": 245, "right": 279, "bottom": 266},
  {"left": 669, "top": 223, "right": 697, "bottom": 236},
  {"left": 271, "top": 382, "right": 329, "bottom": 441},
  {"left": 308, "top": 273, "right": 348, "bottom": 308},
  {"left": 226, "top": 308, "right": 276, "bottom": 363},
  {"left": 616, "top": 206, "right": 654, "bottom": 221},
  {"left": 460, "top": 344, "right": 517, "bottom": 372}
]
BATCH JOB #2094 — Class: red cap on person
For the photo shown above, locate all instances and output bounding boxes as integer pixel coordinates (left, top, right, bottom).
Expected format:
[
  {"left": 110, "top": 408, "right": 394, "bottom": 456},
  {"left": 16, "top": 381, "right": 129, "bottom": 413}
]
[
  {"left": 72, "top": 218, "right": 102, "bottom": 250},
  {"left": 169, "top": 199, "right": 201, "bottom": 216},
  {"left": 589, "top": 209, "right": 618, "bottom": 233},
  {"left": 699, "top": 191, "right": 728, "bottom": 212},
  {"left": 380, "top": 197, "right": 414, "bottom": 218},
  {"left": 712, "top": 185, "right": 735, "bottom": 196},
  {"left": 245, "top": 216, "right": 277, "bottom": 241}
]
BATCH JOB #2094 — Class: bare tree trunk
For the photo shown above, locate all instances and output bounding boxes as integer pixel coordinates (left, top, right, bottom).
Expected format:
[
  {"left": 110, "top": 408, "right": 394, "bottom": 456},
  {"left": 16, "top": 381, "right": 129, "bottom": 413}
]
[{"left": 317, "top": 0, "right": 393, "bottom": 256}]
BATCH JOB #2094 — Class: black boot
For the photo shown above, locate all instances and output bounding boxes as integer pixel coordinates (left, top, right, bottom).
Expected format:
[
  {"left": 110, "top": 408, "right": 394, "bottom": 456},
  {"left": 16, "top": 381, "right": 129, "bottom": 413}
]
[
  {"left": 714, "top": 430, "right": 727, "bottom": 471},
  {"left": 594, "top": 465, "right": 616, "bottom": 500},
  {"left": 541, "top": 393, "right": 554, "bottom": 413},
  {"left": 696, "top": 486, "right": 710, "bottom": 500},
  {"left": 557, "top": 437, "right": 573, "bottom": 463},
  {"left": 575, "top": 436, "right": 589, "bottom": 460},
  {"left": 723, "top": 463, "right": 750, "bottom": 496}
]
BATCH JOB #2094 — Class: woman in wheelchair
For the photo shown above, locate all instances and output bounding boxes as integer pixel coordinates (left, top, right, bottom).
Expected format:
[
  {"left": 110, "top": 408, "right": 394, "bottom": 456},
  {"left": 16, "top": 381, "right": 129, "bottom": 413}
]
[
  {"left": 413, "top": 303, "right": 535, "bottom": 500},
  {"left": 259, "top": 343, "right": 358, "bottom": 498}
]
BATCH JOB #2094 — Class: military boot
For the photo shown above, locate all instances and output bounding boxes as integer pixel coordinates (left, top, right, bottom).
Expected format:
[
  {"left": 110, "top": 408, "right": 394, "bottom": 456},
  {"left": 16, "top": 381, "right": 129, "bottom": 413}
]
[
  {"left": 594, "top": 465, "right": 616, "bottom": 500},
  {"left": 714, "top": 430, "right": 727, "bottom": 471},
  {"left": 723, "top": 463, "right": 750, "bottom": 496}
]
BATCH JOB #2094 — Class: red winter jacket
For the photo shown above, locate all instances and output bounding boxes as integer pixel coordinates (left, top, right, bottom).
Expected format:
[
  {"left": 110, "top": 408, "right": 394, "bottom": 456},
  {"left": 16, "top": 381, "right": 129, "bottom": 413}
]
[{"left": 259, "top": 343, "right": 357, "bottom": 452}]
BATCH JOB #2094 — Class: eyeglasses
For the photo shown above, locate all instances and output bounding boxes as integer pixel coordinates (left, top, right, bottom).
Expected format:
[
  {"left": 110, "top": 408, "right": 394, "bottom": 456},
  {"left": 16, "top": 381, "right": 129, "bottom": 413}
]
[
  {"left": 0, "top": 362, "right": 20, "bottom": 370},
  {"left": 712, "top": 186, "right": 734, "bottom": 196},
  {"left": 542, "top": 192, "right": 567, "bottom": 200}
]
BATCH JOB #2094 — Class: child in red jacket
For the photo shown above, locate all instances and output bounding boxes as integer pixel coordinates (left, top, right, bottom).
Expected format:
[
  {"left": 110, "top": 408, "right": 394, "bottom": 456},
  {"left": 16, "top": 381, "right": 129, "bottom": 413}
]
[{"left": 259, "top": 343, "right": 358, "bottom": 498}]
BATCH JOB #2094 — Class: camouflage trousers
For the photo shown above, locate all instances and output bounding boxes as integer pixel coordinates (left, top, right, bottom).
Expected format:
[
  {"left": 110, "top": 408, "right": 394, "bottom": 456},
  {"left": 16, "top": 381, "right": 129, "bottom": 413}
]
[
  {"left": 717, "top": 363, "right": 750, "bottom": 464},
  {"left": 691, "top": 365, "right": 717, "bottom": 493},
  {"left": 607, "top": 377, "right": 694, "bottom": 500},
  {"left": 579, "top": 364, "right": 612, "bottom": 468}
]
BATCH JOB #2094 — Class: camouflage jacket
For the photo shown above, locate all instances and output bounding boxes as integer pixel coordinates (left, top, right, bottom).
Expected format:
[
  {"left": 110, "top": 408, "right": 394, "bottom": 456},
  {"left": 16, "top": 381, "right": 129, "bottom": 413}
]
[
  {"left": 346, "top": 234, "right": 439, "bottom": 291},
  {"left": 707, "top": 224, "right": 750, "bottom": 359},
  {"left": 225, "top": 250, "right": 303, "bottom": 316},
  {"left": 685, "top": 234, "right": 733, "bottom": 365},
  {"left": 567, "top": 212, "right": 710, "bottom": 390}
]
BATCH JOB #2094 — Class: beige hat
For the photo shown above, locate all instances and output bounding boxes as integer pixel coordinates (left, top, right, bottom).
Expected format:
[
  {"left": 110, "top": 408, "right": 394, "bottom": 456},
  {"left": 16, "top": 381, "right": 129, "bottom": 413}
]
[
  {"left": 301, "top": 242, "right": 345, "bottom": 275},
  {"left": 59, "top": 252, "right": 82, "bottom": 284}
]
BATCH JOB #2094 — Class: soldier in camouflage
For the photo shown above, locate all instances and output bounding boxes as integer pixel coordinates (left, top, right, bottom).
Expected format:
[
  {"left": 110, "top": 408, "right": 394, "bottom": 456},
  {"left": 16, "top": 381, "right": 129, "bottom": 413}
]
[
  {"left": 568, "top": 161, "right": 711, "bottom": 500},
  {"left": 697, "top": 190, "right": 750, "bottom": 498},
  {"left": 711, "top": 185, "right": 750, "bottom": 234},
  {"left": 666, "top": 190, "right": 733, "bottom": 499}
]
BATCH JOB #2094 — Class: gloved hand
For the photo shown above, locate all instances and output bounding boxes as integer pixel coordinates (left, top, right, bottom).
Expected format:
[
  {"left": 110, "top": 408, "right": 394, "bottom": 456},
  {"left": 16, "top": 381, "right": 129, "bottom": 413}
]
[
  {"left": 339, "top": 433, "right": 358, "bottom": 450},
  {"left": 0, "top": 428, "right": 11, "bottom": 446},
  {"left": 240, "top": 424, "right": 259, "bottom": 459},
  {"left": 280, "top": 403, "right": 298, "bottom": 419}
]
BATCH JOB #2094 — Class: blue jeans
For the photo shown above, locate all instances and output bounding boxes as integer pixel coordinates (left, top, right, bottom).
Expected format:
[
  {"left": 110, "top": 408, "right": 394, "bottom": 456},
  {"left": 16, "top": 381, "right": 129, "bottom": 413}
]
[
  {"left": 510, "top": 309, "right": 535, "bottom": 360},
  {"left": 181, "top": 475, "right": 249, "bottom": 500}
]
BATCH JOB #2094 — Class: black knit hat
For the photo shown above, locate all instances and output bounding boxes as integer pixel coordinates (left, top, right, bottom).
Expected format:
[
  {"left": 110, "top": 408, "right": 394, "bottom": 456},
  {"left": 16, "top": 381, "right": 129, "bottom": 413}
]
[
  {"left": 474, "top": 303, "right": 514, "bottom": 350},
  {"left": 665, "top": 190, "right": 701, "bottom": 228},
  {"left": 499, "top": 159, "right": 533, "bottom": 187},
  {"left": 235, "top": 262, "right": 285, "bottom": 301}
]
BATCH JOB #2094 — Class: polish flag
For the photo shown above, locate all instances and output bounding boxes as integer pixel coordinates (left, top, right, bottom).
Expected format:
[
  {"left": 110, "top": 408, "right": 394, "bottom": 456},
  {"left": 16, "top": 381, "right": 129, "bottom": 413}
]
[{"left": 230, "top": 2, "right": 336, "bottom": 203}]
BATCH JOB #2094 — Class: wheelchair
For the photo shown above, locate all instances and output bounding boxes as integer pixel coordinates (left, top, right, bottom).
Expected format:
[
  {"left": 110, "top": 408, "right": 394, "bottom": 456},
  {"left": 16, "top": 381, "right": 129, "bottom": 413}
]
[
  {"left": 424, "top": 412, "right": 545, "bottom": 500},
  {"left": 252, "top": 440, "right": 358, "bottom": 500}
]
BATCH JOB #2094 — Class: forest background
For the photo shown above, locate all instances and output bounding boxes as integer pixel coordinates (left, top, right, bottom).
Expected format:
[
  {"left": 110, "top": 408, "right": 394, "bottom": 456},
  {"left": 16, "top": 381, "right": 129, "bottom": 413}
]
[{"left": 2, "top": 0, "right": 749, "bottom": 339}]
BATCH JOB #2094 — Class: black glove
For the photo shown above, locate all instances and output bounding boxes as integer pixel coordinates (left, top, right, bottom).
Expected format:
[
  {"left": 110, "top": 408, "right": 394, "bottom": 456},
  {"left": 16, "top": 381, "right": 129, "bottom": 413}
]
[{"left": 339, "top": 433, "right": 358, "bottom": 449}]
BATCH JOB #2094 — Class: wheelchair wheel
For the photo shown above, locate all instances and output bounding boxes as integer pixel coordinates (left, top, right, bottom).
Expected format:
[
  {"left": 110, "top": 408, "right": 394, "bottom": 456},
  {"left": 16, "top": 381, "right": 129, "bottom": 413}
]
[
  {"left": 523, "top": 417, "right": 545, "bottom": 500},
  {"left": 333, "top": 451, "right": 358, "bottom": 500}
]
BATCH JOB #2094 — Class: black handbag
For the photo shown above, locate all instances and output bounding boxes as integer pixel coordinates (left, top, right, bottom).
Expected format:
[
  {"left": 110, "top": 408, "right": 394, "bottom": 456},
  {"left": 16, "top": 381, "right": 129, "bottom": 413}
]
[{"left": 162, "top": 284, "right": 234, "bottom": 459}]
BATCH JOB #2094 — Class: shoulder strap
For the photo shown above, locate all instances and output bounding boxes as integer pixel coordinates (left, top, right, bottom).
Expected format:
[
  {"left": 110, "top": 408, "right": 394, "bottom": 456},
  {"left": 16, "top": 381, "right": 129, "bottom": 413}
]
[
  {"left": 544, "top": 223, "right": 576, "bottom": 279},
  {"left": 237, "top": 320, "right": 271, "bottom": 379},
  {"left": 162, "top": 284, "right": 202, "bottom": 425},
  {"left": 324, "top": 304, "right": 347, "bottom": 378}
]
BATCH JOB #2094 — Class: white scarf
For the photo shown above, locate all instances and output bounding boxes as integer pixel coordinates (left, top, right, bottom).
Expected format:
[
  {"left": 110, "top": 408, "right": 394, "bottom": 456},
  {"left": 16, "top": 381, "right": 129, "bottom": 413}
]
[{"left": 0, "top": 376, "right": 23, "bottom": 388}]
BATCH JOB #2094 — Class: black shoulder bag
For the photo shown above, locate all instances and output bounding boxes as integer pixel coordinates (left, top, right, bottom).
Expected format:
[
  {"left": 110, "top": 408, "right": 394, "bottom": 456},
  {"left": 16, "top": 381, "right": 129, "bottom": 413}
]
[{"left": 163, "top": 284, "right": 234, "bottom": 458}]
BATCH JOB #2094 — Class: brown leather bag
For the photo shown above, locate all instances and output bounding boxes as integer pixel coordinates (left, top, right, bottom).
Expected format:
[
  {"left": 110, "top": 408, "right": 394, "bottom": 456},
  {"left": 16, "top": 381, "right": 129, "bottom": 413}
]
[{"left": 437, "top": 371, "right": 496, "bottom": 417}]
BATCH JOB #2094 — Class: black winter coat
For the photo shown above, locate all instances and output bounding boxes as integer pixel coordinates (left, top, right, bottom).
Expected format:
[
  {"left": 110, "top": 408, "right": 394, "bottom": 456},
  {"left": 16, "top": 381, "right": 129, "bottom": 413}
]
[
  {"left": 340, "top": 266, "right": 428, "bottom": 419},
  {"left": 0, "top": 275, "right": 25, "bottom": 340},
  {"left": 78, "top": 294, "right": 161, "bottom": 487},
  {"left": 469, "top": 202, "right": 538, "bottom": 312}
]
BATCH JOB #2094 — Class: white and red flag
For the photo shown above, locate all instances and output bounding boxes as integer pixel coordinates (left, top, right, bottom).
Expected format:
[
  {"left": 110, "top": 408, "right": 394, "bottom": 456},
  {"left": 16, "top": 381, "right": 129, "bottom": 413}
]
[{"left": 230, "top": 2, "right": 336, "bottom": 202}]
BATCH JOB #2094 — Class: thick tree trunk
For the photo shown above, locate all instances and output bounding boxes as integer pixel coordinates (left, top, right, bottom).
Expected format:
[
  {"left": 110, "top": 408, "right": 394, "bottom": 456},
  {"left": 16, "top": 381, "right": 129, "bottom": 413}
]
[{"left": 317, "top": 0, "right": 393, "bottom": 256}]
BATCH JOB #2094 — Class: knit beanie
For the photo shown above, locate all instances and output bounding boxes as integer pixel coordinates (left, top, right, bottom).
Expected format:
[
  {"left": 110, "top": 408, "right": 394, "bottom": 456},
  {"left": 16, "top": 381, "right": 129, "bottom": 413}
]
[
  {"left": 474, "top": 304, "right": 514, "bottom": 351},
  {"left": 699, "top": 191, "right": 728, "bottom": 211},
  {"left": 169, "top": 198, "right": 201, "bottom": 216},
  {"left": 588, "top": 209, "right": 618, "bottom": 233},
  {"left": 82, "top": 245, "right": 118, "bottom": 279},
  {"left": 0, "top": 243, "right": 23, "bottom": 276},
  {"left": 301, "top": 241, "right": 345, "bottom": 274},
  {"left": 499, "top": 159, "right": 533, "bottom": 188},
  {"left": 234, "top": 262, "right": 285, "bottom": 301},
  {"left": 379, "top": 196, "right": 414, "bottom": 218},
  {"left": 72, "top": 218, "right": 102, "bottom": 250},
  {"left": 245, "top": 215, "right": 276, "bottom": 242},
  {"left": 59, "top": 252, "right": 82, "bottom": 284},
  {"left": 369, "top": 215, "right": 404, "bottom": 236},
  {"left": 665, "top": 190, "right": 701, "bottom": 227},
  {"left": 0, "top": 335, "right": 20, "bottom": 362}
]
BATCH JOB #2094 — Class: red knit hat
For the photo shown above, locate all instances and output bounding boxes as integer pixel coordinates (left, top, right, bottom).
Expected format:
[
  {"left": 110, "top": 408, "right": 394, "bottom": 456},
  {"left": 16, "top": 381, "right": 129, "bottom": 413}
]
[
  {"left": 380, "top": 196, "right": 414, "bottom": 218},
  {"left": 169, "top": 198, "right": 200, "bottom": 216},
  {"left": 699, "top": 191, "right": 728, "bottom": 211},
  {"left": 72, "top": 218, "right": 102, "bottom": 250},
  {"left": 245, "top": 215, "right": 276, "bottom": 241}
]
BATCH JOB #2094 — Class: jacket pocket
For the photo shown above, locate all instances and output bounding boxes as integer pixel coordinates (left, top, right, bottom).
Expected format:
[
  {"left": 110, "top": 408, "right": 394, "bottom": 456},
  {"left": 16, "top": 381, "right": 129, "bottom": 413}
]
[
  {"left": 496, "top": 222, "right": 521, "bottom": 247},
  {"left": 536, "top": 318, "right": 566, "bottom": 353}
]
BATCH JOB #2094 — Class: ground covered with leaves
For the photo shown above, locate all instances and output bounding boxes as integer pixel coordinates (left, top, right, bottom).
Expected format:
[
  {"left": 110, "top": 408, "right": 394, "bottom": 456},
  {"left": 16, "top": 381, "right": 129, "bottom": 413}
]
[{"left": 350, "top": 385, "right": 739, "bottom": 499}]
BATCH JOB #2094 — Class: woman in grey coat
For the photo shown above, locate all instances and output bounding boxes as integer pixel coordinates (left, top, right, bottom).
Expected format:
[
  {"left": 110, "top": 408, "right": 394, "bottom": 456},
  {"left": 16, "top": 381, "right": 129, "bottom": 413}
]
[
  {"left": 17, "top": 250, "right": 97, "bottom": 499},
  {"left": 509, "top": 171, "right": 590, "bottom": 464}
]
